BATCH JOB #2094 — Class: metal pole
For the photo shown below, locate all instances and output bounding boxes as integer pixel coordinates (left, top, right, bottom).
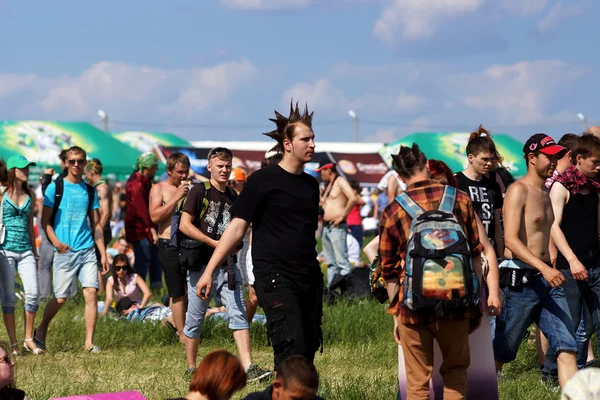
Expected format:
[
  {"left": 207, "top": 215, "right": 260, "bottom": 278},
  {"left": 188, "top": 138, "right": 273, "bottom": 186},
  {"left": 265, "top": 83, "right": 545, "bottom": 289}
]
[
  {"left": 354, "top": 117, "right": 359, "bottom": 142},
  {"left": 582, "top": 118, "right": 588, "bottom": 132},
  {"left": 104, "top": 116, "right": 109, "bottom": 132}
]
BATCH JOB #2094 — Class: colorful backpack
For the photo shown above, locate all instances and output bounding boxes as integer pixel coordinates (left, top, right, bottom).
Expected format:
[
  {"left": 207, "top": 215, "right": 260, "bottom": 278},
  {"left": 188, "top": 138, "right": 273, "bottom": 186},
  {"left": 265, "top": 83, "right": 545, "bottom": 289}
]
[{"left": 396, "top": 186, "right": 479, "bottom": 313}]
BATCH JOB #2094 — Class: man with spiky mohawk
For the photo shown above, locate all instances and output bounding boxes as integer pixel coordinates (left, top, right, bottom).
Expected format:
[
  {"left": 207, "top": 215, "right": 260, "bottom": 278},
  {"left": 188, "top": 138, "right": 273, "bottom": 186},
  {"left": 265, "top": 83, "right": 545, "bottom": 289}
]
[{"left": 196, "top": 101, "right": 323, "bottom": 371}]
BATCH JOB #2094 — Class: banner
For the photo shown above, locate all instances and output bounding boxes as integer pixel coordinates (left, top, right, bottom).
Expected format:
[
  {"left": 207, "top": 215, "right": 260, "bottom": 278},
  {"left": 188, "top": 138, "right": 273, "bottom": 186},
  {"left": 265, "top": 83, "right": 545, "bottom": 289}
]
[
  {"left": 159, "top": 146, "right": 332, "bottom": 180},
  {"left": 328, "top": 152, "right": 389, "bottom": 186}
]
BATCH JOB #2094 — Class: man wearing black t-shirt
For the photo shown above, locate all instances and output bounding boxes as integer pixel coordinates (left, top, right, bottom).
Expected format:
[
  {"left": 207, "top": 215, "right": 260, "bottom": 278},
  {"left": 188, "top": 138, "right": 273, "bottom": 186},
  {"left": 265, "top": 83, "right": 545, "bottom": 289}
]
[
  {"left": 456, "top": 137, "right": 504, "bottom": 255},
  {"left": 179, "top": 147, "right": 270, "bottom": 382},
  {"left": 195, "top": 102, "right": 323, "bottom": 371}
]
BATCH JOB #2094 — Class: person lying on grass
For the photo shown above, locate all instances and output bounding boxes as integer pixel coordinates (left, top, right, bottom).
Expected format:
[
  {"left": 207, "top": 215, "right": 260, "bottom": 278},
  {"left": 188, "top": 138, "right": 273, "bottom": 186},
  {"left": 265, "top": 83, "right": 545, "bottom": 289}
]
[
  {"left": 111, "top": 296, "right": 177, "bottom": 332},
  {"left": 101, "top": 254, "right": 151, "bottom": 317}
]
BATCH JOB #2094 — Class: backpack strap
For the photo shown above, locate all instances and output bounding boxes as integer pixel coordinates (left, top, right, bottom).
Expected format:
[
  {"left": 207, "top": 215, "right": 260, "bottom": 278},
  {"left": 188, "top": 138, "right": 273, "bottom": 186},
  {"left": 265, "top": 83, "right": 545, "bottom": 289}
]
[
  {"left": 86, "top": 183, "right": 95, "bottom": 220},
  {"left": 177, "top": 180, "right": 212, "bottom": 221},
  {"left": 50, "top": 177, "right": 64, "bottom": 227},
  {"left": 438, "top": 185, "right": 457, "bottom": 214},
  {"left": 198, "top": 181, "right": 212, "bottom": 221},
  {"left": 395, "top": 192, "right": 425, "bottom": 219}
]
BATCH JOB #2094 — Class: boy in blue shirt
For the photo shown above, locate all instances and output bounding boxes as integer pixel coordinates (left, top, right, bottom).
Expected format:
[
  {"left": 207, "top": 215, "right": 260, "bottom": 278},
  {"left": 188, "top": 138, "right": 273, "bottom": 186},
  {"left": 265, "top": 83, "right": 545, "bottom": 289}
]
[{"left": 35, "top": 146, "right": 109, "bottom": 353}]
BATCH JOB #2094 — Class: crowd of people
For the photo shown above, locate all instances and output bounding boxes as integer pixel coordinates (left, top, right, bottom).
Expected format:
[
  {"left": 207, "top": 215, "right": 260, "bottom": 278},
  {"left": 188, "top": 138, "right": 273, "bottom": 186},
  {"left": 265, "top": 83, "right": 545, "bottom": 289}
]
[{"left": 2, "top": 99, "right": 600, "bottom": 399}]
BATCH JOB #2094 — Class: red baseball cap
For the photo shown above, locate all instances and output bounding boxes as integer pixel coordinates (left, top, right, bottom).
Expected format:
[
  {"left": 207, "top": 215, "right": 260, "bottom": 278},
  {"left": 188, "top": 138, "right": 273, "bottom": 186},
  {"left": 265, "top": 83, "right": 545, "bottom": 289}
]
[
  {"left": 523, "top": 133, "right": 567, "bottom": 157},
  {"left": 315, "top": 159, "right": 336, "bottom": 172}
]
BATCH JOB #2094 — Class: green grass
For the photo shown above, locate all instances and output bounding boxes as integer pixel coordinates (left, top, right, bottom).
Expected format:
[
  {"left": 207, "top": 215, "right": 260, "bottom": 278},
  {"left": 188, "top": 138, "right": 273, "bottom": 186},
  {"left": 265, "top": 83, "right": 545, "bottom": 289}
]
[{"left": 1, "top": 293, "right": 562, "bottom": 400}]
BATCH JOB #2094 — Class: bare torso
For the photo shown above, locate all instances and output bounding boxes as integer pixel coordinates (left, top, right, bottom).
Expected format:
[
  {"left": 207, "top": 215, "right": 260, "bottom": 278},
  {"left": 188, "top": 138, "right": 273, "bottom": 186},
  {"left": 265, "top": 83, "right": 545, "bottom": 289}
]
[
  {"left": 504, "top": 180, "right": 554, "bottom": 262},
  {"left": 156, "top": 182, "right": 179, "bottom": 239},
  {"left": 322, "top": 177, "right": 349, "bottom": 222},
  {"left": 96, "top": 182, "right": 112, "bottom": 229}
]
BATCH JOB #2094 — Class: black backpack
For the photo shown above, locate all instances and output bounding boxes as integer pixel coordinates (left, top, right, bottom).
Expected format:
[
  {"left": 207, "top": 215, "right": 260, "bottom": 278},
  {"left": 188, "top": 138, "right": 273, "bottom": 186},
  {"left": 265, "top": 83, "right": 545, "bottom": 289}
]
[{"left": 50, "top": 177, "right": 96, "bottom": 227}]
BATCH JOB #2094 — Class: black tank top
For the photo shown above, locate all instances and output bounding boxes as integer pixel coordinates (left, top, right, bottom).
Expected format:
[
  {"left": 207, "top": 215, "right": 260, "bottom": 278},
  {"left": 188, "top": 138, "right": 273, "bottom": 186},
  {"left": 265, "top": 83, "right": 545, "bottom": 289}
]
[{"left": 556, "top": 191, "right": 600, "bottom": 269}]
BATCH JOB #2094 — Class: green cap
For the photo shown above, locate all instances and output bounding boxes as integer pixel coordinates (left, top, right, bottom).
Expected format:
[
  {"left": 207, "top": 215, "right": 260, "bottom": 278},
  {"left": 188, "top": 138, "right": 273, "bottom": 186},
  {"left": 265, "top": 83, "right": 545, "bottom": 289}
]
[
  {"left": 134, "top": 152, "right": 158, "bottom": 171},
  {"left": 6, "top": 155, "right": 36, "bottom": 170}
]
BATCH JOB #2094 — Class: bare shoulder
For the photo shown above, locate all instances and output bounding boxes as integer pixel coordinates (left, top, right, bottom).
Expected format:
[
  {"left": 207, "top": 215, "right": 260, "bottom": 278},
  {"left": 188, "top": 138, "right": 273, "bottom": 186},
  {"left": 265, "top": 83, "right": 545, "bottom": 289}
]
[{"left": 504, "top": 181, "right": 528, "bottom": 204}]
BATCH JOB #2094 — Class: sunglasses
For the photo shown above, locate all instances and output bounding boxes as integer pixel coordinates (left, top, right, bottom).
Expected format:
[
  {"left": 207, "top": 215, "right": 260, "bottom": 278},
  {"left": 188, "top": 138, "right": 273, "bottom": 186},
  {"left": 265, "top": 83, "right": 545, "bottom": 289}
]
[
  {"left": 208, "top": 147, "right": 233, "bottom": 160},
  {"left": 68, "top": 159, "right": 86, "bottom": 166},
  {"left": 114, "top": 265, "right": 128, "bottom": 272},
  {"left": 0, "top": 354, "right": 11, "bottom": 365}
]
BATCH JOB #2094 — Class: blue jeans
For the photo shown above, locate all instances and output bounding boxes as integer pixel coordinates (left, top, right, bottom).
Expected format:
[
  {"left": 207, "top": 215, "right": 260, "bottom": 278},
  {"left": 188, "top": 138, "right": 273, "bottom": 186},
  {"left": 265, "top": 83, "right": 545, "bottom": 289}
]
[
  {"left": 183, "top": 266, "right": 248, "bottom": 339},
  {"left": 348, "top": 224, "right": 363, "bottom": 249},
  {"left": 544, "top": 268, "right": 600, "bottom": 373},
  {"left": 0, "top": 250, "right": 39, "bottom": 313},
  {"left": 132, "top": 238, "right": 162, "bottom": 289},
  {"left": 494, "top": 272, "right": 577, "bottom": 364},
  {"left": 322, "top": 221, "right": 351, "bottom": 286}
]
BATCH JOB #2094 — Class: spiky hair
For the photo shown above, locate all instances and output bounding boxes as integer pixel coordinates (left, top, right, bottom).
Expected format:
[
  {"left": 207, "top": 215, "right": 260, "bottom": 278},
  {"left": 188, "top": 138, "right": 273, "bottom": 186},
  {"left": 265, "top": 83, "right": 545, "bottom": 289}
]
[{"left": 264, "top": 100, "right": 314, "bottom": 152}]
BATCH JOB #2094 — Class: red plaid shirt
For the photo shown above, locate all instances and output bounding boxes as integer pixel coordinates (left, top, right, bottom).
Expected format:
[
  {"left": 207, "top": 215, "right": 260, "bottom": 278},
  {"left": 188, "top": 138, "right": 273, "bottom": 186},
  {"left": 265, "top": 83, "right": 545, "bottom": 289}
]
[{"left": 379, "top": 179, "right": 484, "bottom": 327}]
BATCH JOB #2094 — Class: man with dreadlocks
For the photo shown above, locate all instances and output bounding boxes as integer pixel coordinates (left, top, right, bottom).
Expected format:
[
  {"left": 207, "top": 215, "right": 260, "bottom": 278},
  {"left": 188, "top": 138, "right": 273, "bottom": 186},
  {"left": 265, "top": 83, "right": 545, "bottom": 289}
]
[{"left": 196, "top": 101, "right": 322, "bottom": 371}]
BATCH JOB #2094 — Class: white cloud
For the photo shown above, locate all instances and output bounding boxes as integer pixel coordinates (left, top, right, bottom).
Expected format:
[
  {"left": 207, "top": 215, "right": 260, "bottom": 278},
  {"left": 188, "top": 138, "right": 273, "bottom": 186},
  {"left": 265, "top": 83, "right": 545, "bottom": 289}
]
[
  {"left": 3, "top": 60, "right": 259, "bottom": 120},
  {"left": 396, "top": 92, "right": 427, "bottom": 112},
  {"left": 221, "top": 0, "right": 311, "bottom": 10},
  {"left": 364, "top": 128, "right": 397, "bottom": 142},
  {"left": 499, "top": 0, "right": 548, "bottom": 15},
  {"left": 373, "top": 0, "right": 484, "bottom": 44},
  {"left": 454, "top": 60, "right": 584, "bottom": 124},
  {"left": 161, "top": 59, "right": 258, "bottom": 116},
  {"left": 537, "top": 2, "right": 585, "bottom": 33},
  {"left": 282, "top": 79, "right": 349, "bottom": 111}
]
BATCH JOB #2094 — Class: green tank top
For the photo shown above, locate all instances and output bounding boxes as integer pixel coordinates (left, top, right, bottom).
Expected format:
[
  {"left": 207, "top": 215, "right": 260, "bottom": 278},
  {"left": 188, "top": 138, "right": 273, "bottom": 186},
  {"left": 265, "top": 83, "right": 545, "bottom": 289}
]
[{"left": 1, "top": 195, "right": 32, "bottom": 253}]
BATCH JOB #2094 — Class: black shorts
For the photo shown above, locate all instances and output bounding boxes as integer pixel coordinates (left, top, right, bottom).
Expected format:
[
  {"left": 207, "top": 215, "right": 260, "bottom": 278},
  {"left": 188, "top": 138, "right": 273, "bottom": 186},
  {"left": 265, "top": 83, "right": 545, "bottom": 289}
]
[
  {"left": 94, "top": 226, "right": 113, "bottom": 271},
  {"left": 255, "top": 271, "right": 324, "bottom": 371},
  {"left": 158, "top": 239, "right": 186, "bottom": 298}
]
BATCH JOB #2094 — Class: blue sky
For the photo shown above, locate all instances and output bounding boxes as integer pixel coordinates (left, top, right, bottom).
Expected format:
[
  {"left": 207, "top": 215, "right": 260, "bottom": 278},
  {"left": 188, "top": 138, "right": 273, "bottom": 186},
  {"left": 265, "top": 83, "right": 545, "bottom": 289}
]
[{"left": 0, "top": 0, "right": 596, "bottom": 143}]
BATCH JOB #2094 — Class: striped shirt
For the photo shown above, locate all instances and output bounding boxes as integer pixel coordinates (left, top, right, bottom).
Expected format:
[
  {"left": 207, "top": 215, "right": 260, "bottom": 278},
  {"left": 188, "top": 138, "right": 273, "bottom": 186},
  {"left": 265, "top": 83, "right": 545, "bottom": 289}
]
[{"left": 379, "top": 179, "right": 483, "bottom": 326}]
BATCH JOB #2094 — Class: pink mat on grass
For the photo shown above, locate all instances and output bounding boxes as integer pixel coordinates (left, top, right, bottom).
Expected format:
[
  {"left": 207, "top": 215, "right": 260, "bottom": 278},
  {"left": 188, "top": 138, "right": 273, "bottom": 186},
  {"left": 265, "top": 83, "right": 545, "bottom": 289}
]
[{"left": 50, "top": 391, "right": 146, "bottom": 400}]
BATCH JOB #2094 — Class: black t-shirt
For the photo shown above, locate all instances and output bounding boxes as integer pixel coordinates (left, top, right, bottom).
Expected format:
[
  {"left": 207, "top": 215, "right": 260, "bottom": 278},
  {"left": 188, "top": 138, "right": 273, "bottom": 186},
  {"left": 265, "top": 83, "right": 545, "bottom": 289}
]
[
  {"left": 231, "top": 165, "right": 321, "bottom": 280},
  {"left": 183, "top": 182, "right": 237, "bottom": 265},
  {"left": 0, "top": 387, "right": 26, "bottom": 400},
  {"left": 455, "top": 172, "right": 503, "bottom": 242},
  {"left": 243, "top": 385, "right": 324, "bottom": 400}
]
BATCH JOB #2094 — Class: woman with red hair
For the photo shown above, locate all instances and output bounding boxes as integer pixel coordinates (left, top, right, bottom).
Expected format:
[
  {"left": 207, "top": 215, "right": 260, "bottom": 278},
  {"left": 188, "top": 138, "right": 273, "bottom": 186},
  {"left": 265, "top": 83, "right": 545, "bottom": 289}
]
[{"left": 168, "top": 350, "right": 246, "bottom": 400}]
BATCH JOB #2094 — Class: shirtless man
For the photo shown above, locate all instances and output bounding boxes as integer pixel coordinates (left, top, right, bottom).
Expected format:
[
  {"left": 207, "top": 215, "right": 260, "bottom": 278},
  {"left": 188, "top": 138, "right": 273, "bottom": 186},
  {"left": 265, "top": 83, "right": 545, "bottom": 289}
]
[
  {"left": 85, "top": 159, "right": 113, "bottom": 293},
  {"left": 149, "top": 153, "right": 190, "bottom": 337},
  {"left": 493, "top": 134, "right": 578, "bottom": 389},
  {"left": 316, "top": 160, "right": 357, "bottom": 286},
  {"left": 386, "top": 171, "right": 406, "bottom": 203}
]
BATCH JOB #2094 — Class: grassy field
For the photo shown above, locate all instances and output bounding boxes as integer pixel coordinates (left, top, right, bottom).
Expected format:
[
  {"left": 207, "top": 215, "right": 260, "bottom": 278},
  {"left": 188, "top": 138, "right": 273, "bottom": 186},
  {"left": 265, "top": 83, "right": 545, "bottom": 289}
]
[{"left": 0, "top": 292, "right": 565, "bottom": 400}]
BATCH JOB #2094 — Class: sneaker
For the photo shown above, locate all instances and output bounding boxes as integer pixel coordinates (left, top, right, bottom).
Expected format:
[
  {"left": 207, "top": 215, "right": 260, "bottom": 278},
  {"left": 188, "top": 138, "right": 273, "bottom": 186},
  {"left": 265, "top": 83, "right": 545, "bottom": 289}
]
[
  {"left": 183, "top": 367, "right": 196, "bottom": 382},
  {"left": 246, "top": 364, "right": 272, "bottom": 383}
]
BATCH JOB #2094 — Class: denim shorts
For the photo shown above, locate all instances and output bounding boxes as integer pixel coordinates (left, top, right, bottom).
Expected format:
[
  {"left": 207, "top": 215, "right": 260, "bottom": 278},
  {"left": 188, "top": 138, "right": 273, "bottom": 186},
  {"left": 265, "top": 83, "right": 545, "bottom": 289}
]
[
  {"left": 183, "top": 264, "right": 248, "bottom": 339},
  {"left": 0, "top": 249, "right": 38, "bottom": 313},
  {"left": 493, "top": 261, "right": 577, "bottom": 363},
  {"left": 53, "top": 246, "right": 99, "bottom": 298}
]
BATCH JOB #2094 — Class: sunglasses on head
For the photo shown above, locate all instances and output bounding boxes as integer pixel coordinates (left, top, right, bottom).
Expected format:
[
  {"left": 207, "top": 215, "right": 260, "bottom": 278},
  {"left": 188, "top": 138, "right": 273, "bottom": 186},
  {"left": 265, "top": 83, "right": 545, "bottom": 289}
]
[
  {"left": 208, "top": 147, "right": 233, "bottom": 160},
  {"left": 68, "top": 159, "right": 86, "bottom": 166},
  {"left": 114, "top": 265, "right": 128, "bottom": 272}
]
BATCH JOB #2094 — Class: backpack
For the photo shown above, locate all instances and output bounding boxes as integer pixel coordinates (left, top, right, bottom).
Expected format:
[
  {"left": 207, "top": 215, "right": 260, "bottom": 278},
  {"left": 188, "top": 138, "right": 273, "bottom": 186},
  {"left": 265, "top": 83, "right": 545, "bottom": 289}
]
[
  {"left": 50, "top": 177, "right": 96, "bottom": 227},
  {"left": 396, "top": 185, "right": 479, "bottom": 314},
  {"left": 170, "top": 180, "right": 211, "bottom": 247}
]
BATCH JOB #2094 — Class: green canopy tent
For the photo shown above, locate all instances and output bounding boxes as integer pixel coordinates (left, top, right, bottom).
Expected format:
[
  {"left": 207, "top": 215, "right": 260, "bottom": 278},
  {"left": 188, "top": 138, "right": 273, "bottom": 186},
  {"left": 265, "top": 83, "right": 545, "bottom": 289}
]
[
  {"left": 111, "top": 131, "right": 193, "bottom": 178},
  {"left": 112, "top": 131, "right": 192, "bottom": 154},
  {"left": 380, "top": 132, "right": 526, "bottom": 178},
  {"left": 0, "top": 121, "right": 141, "bottom": 181}
]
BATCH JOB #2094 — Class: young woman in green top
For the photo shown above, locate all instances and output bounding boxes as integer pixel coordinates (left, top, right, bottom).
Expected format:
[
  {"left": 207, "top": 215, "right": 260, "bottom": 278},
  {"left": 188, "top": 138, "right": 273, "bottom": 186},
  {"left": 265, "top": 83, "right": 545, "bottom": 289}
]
[{"left": 0, "top": 155, "right": 43, "bottom": 355}]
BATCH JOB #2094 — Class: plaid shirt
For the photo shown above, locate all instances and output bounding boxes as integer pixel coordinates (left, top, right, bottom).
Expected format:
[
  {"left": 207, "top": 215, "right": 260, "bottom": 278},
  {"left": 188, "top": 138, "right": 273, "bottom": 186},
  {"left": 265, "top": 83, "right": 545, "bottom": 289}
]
[
  {"left": 555, "top": 165, "right": 600, "bottom": 195},
  {"left": 379, "top": 179, "right": 484, "bottom": 327}
]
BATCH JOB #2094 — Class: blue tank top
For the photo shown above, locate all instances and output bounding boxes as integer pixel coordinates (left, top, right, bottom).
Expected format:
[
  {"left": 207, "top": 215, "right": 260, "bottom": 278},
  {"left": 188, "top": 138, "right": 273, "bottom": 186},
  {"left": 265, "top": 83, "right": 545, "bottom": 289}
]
[{"left": 1, "top": 195, "right": 32, "bottom": 253}]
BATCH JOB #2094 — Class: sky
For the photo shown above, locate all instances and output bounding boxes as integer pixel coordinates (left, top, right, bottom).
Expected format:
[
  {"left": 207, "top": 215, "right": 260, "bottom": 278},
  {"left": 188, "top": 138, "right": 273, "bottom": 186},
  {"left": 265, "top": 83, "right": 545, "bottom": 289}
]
[{"left": 0, "top": 0, "right": 597, "bottom": 143}]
